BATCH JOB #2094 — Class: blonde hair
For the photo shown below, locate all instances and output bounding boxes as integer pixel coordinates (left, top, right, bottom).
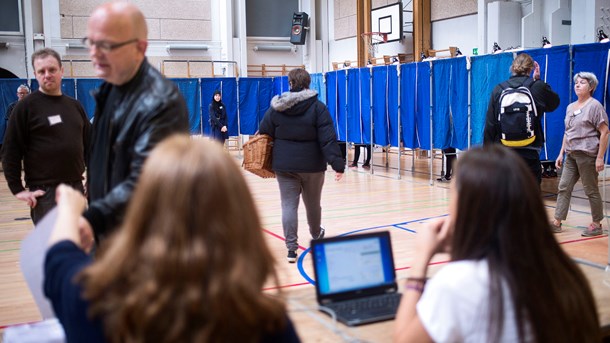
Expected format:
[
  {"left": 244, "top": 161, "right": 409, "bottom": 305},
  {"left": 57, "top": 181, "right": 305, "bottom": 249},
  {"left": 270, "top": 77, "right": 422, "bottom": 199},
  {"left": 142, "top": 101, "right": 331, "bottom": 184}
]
[
  {"left": 79, "top": 135, "right": 286, "bottom": 342},
  {"left": 510, "top": 53, "right": 535, "bottom": 76}
]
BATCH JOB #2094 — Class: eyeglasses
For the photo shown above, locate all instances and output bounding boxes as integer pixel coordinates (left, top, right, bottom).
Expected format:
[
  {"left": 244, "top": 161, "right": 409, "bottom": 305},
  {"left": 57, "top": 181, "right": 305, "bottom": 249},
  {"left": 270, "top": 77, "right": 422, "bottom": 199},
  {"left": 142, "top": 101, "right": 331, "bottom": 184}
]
[{"left": 81, "top": 37, "right": 139, "bottom": 53}]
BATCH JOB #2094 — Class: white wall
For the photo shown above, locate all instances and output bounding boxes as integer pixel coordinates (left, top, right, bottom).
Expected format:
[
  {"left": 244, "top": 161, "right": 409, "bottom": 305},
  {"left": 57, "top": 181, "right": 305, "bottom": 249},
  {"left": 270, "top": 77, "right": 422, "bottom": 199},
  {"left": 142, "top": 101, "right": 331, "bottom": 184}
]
[
  {"left": 432, "top": 14, "right": 477, "bottom": 56},
  {"left": 572, "top": 0, "right": 610, "bottom": 44},
  {"left": 488, "top": 1, "right": 521, "bottom": 51}
]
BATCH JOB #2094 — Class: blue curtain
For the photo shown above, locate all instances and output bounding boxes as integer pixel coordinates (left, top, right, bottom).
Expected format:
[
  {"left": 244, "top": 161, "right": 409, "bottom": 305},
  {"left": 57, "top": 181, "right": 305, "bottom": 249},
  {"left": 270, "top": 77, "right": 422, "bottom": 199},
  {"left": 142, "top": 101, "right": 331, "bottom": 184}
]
[
  {"left": 372, "top": 66, "right": 389, "bottom": 146},
  {"left": 273, "top": 76, "right": 289, "bottom": 96},
  {"left": 238, "top": 78, "right": 273, "bottom": 135},
  {"left": 311, "top": 73, "right": 326, "bottom": 104},
  {"left": 326, "top": 71, "right": 340, "bottom": 137},
  {"left": 572, "top": 42, "right": 610, "bottom": 106},
  {"left": 400, "top": 64, "right": 417, "bottom": 149},
  {"left": 75, "top": 79, "right": 103, "bottom": 120},
  {"left": 525, "top": 46, "right": 571, "bottom": 160},
  {"left": 416, "top": 62, "right": 432, "bottom": 149},
  {"left": 360, "top": 68, "right": 372, "bottom": 144},
  {"left": 172, "top": 78, "right": 201, "bottom": 135},
  {"left": 347, "top": 68, "right": 362, "bottom": 143},
  {"left": 387, "top": 66, "right": 400, "bottom": 147},
  {"left": 469, "top": 52, "right": 513, "bottom": 145},
  {"left": 431, "top": 57, "right": 468, "bottom": 150},
  {"left": 336, "top": 70, "right": 348, "bottom": 141}
]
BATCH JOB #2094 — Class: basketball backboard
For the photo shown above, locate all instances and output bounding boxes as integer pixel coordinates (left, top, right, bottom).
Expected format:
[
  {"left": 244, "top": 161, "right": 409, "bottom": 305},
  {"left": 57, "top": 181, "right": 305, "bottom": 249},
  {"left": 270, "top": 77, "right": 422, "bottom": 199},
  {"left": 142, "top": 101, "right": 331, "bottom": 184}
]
[{"left": 371, "top": 2, "right": 403, "bottom": 43}]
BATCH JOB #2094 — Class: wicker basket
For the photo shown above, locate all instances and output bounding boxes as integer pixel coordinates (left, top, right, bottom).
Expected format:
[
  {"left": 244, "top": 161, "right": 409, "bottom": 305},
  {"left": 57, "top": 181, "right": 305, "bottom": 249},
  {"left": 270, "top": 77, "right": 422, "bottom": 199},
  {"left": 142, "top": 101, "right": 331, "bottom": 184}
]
[{"left": 243, "top": 134, "right": 275, "bottom": 178}]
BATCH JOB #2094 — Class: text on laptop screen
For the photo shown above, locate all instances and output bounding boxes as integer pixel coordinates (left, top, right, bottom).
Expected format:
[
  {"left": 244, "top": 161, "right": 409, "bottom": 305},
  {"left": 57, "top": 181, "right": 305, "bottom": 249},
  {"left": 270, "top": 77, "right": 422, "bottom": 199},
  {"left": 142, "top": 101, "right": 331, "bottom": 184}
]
[{"left": 314, "top": 236, "right": 394, "bottom": 295}]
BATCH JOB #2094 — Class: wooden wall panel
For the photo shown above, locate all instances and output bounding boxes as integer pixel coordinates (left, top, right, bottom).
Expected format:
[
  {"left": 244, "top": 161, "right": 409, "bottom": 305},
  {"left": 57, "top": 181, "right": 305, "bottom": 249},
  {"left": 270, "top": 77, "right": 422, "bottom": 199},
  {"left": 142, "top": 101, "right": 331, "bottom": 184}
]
[{"left": 431, "top": 0, "right": 477, "bottom": 21}]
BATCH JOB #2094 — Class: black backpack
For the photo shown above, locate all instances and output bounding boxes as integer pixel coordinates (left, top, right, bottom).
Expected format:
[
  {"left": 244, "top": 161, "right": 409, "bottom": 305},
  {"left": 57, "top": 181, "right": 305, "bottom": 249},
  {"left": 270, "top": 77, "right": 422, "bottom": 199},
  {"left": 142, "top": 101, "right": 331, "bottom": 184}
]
[{"left": 497, "top": 79, "right": 538, "bottom": 147}]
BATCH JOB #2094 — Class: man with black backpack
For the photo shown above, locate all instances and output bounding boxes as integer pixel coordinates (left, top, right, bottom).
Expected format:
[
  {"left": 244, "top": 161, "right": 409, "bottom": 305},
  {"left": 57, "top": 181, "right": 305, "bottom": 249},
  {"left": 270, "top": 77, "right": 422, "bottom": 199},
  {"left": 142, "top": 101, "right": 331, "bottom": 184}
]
[{"left": 484, "top": 53, "right": 560, "bottom": 185}]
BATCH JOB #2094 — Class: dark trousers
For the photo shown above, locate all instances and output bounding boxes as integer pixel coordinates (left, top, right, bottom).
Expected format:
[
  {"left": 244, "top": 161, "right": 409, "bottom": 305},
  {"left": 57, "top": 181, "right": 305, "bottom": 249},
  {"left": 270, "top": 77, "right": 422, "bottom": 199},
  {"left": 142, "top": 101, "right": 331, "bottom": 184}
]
[
  {"left": 442, "top": 148, "right": 456, "bottom": 178},
  {"left": 515, "top": 153, "right": 542, "bottom": 186},
  {"left": 353, "top": 144, "right": 371, "bottom": 165},
  {"left": 210, "top": 127, "right": 227, "bottom": 145},
  {"left": 29, "top": 181, "right": 84, "bottom": 224}
]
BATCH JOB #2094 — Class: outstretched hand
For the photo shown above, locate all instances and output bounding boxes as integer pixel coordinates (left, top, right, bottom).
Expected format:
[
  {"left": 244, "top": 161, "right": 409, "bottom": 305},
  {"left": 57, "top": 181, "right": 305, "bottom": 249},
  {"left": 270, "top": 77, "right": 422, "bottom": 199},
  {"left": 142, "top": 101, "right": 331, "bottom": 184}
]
[
  {"left": 48, "top": 185, "right": 89, "bottom": 250},
  {"left": 55, "top": 185, "right": 87, "bottom": 214}
]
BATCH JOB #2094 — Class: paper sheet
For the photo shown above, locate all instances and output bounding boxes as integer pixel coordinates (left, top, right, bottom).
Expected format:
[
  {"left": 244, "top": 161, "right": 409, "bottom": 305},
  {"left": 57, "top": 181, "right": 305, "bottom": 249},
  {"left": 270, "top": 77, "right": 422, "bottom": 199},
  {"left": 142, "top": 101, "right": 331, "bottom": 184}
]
[{"left": 19, "top": 208, "right": 58, "bottom": 319}]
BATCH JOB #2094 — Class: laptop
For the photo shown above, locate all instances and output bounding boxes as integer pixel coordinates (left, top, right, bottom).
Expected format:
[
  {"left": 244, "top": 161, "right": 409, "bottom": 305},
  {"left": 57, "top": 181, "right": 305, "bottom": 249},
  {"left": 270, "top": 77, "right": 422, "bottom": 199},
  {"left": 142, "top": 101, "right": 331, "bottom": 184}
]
[{"left": 310, "top": 231, "right": 402, "bottom": 326}]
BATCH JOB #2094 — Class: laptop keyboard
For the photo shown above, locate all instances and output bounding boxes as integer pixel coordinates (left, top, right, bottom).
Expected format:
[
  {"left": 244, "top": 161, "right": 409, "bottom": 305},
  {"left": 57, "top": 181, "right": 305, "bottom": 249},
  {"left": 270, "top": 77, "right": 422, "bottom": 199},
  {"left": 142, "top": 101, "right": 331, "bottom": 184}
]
[{"left": 325, "top": 293, "right": 402, "bottom": 321}]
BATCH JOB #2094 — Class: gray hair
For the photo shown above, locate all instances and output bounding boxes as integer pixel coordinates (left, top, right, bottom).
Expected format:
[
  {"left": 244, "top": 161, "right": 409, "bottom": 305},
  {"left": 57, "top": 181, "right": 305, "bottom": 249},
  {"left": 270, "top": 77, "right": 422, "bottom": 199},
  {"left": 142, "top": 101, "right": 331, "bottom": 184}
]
[
  {"left": 573, "top": 72, "right": 598, "bottom": 95},
  {"left": 17, "top": 84, "right": 30, "bottom": 93}
]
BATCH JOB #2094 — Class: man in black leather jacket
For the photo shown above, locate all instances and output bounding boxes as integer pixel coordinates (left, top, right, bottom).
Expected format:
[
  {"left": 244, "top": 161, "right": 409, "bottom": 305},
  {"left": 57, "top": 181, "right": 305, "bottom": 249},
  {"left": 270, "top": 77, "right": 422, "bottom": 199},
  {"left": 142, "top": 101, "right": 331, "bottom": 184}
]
[{"left": 81, "top": 2, "right": 189, "bottom": 245}]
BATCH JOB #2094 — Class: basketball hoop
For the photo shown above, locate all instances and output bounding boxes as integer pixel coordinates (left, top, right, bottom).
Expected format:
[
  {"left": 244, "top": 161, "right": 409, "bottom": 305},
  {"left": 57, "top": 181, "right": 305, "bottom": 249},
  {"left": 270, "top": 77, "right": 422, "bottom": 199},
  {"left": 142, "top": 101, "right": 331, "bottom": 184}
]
[{"left": 361, "top": 32, "right": 388, "bottom": 60}]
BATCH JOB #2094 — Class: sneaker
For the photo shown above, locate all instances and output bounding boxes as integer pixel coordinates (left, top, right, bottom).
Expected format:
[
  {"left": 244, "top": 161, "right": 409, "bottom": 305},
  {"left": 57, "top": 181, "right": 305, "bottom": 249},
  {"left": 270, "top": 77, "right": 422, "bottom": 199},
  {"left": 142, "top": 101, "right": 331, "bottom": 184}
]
[
  {"left": 287, "top": 250, "right": 297, "bottom": 263},
  {"left": 581, "top": 223, "right": 604, "bottom": 237},
  {"left": 550, "top": 221, "right": 562, "bottom": 233},
  {"left": 436, "top": 176, "right": 451, "bottom": 182},
  {"left": 349, "top": 163, "right": 358, "bottom": 168},
  {"left": 362, "top": 163, "right": 371, "bottom": 169},
  {"left": 314, "top": 227, "right": 325, "bottom": 240}
]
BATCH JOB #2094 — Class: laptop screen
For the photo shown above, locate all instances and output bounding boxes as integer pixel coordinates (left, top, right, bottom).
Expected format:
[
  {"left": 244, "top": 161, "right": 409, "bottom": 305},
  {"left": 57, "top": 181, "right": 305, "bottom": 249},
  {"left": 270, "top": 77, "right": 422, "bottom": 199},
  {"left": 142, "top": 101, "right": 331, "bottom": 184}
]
[{"left": 312, "top": 231, "right": 396, "bottom": 296}]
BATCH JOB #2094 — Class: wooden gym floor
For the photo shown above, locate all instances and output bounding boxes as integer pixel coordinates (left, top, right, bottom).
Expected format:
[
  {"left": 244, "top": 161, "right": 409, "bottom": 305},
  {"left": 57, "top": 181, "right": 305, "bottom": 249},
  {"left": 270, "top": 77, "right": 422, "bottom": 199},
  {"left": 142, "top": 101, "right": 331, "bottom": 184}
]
[{"left": 0, "top": 148, "right": 608, "bottom": 342}]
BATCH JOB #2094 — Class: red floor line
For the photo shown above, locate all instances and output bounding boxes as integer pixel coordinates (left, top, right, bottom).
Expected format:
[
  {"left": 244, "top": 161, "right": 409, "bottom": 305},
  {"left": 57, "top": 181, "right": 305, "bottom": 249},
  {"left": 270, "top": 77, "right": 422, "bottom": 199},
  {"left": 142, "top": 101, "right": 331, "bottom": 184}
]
[
  {"left": 560, "top": 235, "right": 607, "bottom": 245},
  {"left": 262, "top": 228, "right": 307, "bottom": 251}
]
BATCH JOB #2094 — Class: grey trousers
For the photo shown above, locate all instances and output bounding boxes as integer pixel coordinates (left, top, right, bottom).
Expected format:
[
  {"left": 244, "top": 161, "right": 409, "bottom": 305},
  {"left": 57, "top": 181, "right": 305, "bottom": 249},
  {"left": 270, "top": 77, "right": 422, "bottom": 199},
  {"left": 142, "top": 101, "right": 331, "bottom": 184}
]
[
  {"left": 554, "top": 151, "right": 604, "bottom": 223},
  {"left": 276, "top": 171, "right": 325, "bottom": 252}
]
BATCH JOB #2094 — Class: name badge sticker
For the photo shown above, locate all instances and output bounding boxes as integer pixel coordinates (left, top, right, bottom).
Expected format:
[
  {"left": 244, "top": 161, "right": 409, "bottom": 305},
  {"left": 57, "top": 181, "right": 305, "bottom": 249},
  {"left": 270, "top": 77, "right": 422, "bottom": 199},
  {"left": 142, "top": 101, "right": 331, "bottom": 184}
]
[
  {"left": 574, "top": 109, "right": 582, "bottom": 115},
  {"left": 48, "top": 115, "right": 62, "bottom": 126}
]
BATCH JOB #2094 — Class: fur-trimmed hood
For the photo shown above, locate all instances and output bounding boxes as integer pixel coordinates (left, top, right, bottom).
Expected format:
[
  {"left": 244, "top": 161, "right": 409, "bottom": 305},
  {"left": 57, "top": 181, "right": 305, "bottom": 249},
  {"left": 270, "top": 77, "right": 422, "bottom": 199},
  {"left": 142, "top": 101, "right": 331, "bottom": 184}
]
[{"left": 270, "top": 89, "right": 318, "bottom": 114}]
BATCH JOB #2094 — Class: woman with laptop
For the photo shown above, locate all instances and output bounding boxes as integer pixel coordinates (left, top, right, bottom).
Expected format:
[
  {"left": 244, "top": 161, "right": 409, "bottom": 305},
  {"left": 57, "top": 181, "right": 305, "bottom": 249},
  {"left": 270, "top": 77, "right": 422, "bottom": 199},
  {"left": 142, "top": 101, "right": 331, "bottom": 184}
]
[
  {"left": 44, "top": 136, "right": 300, "bottom": 343},
  {"left": 394, "top": 145, "right": 600, "bottom": 342}
]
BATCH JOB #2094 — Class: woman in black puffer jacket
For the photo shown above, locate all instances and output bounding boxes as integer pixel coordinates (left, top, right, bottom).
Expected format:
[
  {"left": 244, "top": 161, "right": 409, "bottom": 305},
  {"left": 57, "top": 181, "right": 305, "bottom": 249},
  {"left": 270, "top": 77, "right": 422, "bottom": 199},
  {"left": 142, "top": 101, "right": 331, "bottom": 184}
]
[{"left": 259, "top": 68, "right": 345, "bottom": 263}]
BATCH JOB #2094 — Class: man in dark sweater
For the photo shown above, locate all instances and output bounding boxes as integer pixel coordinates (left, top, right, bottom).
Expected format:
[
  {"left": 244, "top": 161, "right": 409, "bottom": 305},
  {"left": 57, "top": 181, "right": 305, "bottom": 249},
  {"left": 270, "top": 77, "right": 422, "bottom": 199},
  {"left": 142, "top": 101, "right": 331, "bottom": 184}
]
[
  {"left": 2, "top": 48, "right": 90, "bottom": 224},
  {"left": 79, "top": 2, "right": 189, "bottom": 246}
]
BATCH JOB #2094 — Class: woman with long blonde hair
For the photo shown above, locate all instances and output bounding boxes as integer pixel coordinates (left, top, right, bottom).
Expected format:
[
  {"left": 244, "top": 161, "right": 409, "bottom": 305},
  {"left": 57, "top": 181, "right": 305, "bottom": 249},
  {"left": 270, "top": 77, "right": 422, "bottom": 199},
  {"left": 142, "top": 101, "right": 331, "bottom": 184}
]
[{"left": 45, "top": 135, "right": 300, "bottom": 343}]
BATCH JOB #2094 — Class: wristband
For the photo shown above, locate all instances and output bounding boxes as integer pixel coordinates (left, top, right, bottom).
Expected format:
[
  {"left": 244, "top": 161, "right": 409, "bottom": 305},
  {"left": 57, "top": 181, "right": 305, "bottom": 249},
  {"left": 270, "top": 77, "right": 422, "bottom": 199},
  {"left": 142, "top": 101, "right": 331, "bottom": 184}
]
[{"left": 405, "top": 283, "right": 425, "bottom": 293}]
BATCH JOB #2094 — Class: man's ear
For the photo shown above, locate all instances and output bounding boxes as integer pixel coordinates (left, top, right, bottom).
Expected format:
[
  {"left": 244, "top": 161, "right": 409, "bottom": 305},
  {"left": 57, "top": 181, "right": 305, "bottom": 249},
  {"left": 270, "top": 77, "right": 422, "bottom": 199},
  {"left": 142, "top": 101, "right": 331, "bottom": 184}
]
[{"left": 137, "top": 40, "right": 148, "bottom": 54}]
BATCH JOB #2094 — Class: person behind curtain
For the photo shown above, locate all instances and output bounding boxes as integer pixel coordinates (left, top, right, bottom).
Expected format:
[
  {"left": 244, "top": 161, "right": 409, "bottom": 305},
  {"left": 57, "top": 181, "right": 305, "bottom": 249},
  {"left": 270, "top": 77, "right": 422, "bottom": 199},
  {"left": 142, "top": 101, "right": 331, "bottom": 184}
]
[
  {"left": 551, "top": 72, "right": 609, "bottom": 236},
  {"left": 259, "top": 68, "right": 345, "bottom": 263},
  {"left": 44, "top": 135, "right": 300, "bottom": 343},
  {"left": 349, "top": 144, "right": 371, "bottom": 169},
  {"left": 394, "top": 145, "right": 600, "bottom": 343},
  {"left": 436, "top": 147, "right": 456, "bottom": 182},
  {"left": 209, "top": 90, "right": 228, "bottom": 145},
  {"left": 484, "top": 53, "right": 560, "bottom": 185}
]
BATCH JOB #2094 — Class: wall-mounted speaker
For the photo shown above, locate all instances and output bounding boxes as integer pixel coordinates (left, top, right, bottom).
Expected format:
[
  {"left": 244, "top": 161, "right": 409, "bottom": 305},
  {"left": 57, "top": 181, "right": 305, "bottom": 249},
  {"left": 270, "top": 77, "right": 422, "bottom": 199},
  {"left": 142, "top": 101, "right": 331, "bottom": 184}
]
[{"left": 290, "top": 12, "right": 309, "bottom": 45}]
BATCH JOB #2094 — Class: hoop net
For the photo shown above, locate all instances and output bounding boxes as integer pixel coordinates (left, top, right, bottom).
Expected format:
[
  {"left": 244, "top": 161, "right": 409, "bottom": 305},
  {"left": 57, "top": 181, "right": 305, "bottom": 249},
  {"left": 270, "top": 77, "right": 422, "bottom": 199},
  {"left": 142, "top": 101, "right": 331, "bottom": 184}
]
[{"left": 361, "top": 32, "right": 388, "bottom": 59}]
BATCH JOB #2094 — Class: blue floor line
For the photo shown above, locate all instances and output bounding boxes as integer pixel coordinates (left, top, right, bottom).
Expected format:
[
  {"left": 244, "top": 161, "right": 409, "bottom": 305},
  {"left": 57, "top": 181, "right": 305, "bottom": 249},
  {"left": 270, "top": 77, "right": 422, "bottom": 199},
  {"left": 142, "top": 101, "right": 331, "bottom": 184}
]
[{"left": 296, "top": 213, "right": 449, "bottom": 284}]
